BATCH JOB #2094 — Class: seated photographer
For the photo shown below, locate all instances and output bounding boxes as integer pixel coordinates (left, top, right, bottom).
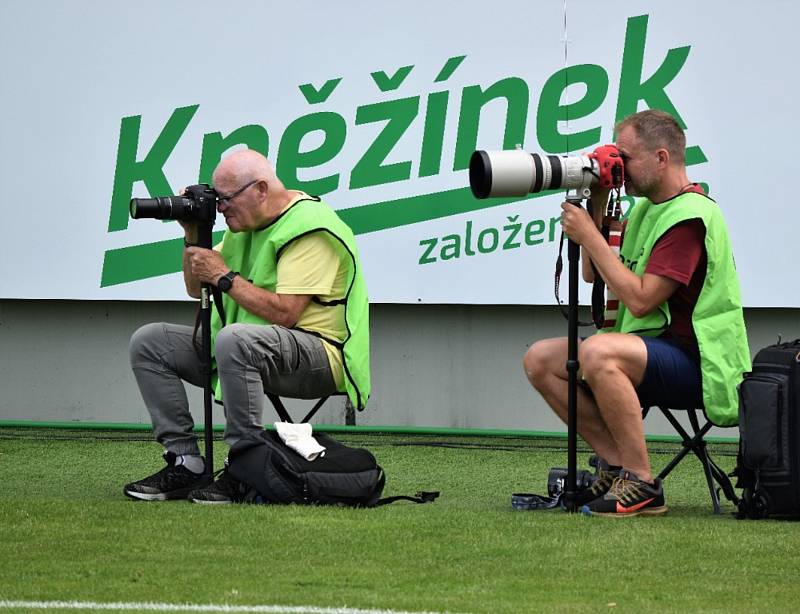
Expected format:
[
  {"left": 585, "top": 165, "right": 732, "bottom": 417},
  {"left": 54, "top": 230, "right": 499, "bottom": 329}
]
[
  {"left": 523, "top": 110, "right": 749, "bottom": 517},
  {"left": 123, "top": 149, "right": 370, "bottom": 504}
]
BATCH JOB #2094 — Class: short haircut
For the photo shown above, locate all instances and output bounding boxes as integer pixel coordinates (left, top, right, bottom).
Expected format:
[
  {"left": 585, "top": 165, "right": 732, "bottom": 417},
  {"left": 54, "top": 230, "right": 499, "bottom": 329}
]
[{"left": 616, "top": 110, "right": 686, "bottom": 164}]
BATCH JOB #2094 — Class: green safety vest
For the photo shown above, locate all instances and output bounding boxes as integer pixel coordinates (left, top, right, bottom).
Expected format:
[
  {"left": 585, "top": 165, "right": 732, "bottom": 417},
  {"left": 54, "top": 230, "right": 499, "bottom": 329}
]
[
  {"left": 600, "top": 192, "right": 750, "bottom": 426},
  {"left": 209, "top": 195, "right": 371, "bottom": 410}
]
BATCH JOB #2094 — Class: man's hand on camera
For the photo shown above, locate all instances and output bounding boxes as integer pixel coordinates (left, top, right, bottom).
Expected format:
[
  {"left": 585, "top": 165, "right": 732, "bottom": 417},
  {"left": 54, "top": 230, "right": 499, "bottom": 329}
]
[
  {"left": 174, "top": 187, "right": 201, "bottom": 243},
  {"left": 179, "top": 220, "right": 200, "bottom": 244},
  {"left": 185, "top": 247, "right": 229, "bottom": 285},
  {"left": 560, "top": 201, "right": 600, "bottom": 246}
]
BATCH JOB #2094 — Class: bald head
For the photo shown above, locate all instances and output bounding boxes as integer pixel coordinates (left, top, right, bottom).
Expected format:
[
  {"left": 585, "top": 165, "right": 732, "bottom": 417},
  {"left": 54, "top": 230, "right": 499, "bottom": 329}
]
[{"left": 212, "top": 149, "right": 279, "bottom": 188}]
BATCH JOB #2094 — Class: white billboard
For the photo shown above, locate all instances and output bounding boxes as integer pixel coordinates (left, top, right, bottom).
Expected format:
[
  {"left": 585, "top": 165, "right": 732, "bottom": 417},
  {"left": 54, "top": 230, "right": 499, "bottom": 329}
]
[{"left": 1, "top": 0, "right": 795, "bottom": 306}]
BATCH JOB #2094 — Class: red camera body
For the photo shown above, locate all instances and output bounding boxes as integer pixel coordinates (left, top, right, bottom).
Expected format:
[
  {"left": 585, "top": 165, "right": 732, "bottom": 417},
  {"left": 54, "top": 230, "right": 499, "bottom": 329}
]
[{"left": 588, "top": 144, "right": 625, "bottom": 189}]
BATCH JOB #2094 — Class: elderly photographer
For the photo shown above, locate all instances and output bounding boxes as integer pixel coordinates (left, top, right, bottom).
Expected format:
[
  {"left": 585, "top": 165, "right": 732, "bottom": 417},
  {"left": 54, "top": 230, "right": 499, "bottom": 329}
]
[
  {"left": 523, "top": 110, "right": 749, "bottom": 517},
  {"left": 123, "top": 150, "right": 370, "bottom": 504}
]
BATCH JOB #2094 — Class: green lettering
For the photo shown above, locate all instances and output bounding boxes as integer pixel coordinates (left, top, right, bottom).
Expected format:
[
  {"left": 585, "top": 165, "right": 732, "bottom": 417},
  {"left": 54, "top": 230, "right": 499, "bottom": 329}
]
[
  {"left": 298, "top": 78, "right": 342, "bottom": 105},
  {"left": 418, "top": 238, "right": 438, "bottom": 264},
  {"left": 453, "top": 77, "right": 529, "bottom": 170},
  {"left": 549, "top": 216, "right": 560, "bottom": 242},
  {"left": 350, "top": 97, "right": 419, "bottom": 189},
  {"left": 419, "top": 91, "right": 449, "bottom": 178},
  {"left": 371, "top": 66, "right": 414, "bottom": 92},
  {"left": 525, "top": 219, "right": 545, "bottom": 245},
  {"left": 277, "top": 112, "right": 346, "bottom": 195},
  {"left": 616, "top": 14, "right": 691, "bottom": 124},
  {"left": 108, "top": 105, "right": 199, "bottom": 232},
  {"left": 440, "top": 234, "right": 461, "bottom": 260},
  {"left": 477, "top": 227, "right": 499, "bottom": 253},
  {"left": 198, "top": 125, "right": 269, "bottom": 185},
  {"left": 435, "top": 56, "right": 467, "bottom": 83},
  {"left": 537, "top": 64, "right": 609, "bottom": 153}
]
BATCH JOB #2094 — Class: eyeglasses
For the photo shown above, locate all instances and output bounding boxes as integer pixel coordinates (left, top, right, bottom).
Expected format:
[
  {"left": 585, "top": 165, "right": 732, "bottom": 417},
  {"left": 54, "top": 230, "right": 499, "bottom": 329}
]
[{"left": 216, "top": 179, "right": 260, "bottom": 205}]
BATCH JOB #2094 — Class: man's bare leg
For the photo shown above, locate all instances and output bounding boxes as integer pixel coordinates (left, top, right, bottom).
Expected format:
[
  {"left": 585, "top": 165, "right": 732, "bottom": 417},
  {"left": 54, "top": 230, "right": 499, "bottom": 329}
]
[
  {"left": 578, "top": 333, "right": 652, "bottom": 481},
  {"left": 523, "top": 337, "right": 622, "bottom": 465}
]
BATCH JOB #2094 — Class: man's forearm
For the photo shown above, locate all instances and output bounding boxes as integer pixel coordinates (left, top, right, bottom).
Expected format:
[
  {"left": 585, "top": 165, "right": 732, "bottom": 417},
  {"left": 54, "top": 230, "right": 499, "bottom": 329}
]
[
  {"left": 580, "top": 196, "right": 607, "bottom": 283},
  {"left": 181, "top": 224, "right": 202, "bottom": 298},
  {"left": 582, "top": 234, "right": 646, "bottom": 313},
  {"left": 224, "top": 277, "right": 309, "bottom": 328}
]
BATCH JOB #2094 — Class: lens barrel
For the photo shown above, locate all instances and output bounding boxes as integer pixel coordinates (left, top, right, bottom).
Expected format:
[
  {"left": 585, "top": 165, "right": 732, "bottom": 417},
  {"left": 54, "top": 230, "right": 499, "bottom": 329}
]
[
  {"left": 129, "top": 196, "right": 196, "bottom": 220},
  {"left": 469, "top": 150, "right": 595, "bottom": 199},
  {"left": 470, "top": 150, "right": 539, "bottom": 198}
]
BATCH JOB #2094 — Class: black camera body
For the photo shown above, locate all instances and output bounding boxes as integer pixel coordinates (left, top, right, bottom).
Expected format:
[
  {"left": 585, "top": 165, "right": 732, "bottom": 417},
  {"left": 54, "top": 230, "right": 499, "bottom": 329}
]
[
  {"left": 547, "top": 467, "right": 597, "bottom": 499},
  {"left": 129, "top": 183, "right": 218, "bottom": 225}
]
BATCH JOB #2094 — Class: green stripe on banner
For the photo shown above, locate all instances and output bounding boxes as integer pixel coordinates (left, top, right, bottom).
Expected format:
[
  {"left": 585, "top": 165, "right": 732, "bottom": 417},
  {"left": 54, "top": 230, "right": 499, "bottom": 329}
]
[
  {"left": 100, "top": 187, "right": 551, "bottom": 287},
  {"left": 336, "top": 186, "right": 547, "bottom": 233},
  {"left": 101, "top": 231, "right": 226, "bottom": 287}
]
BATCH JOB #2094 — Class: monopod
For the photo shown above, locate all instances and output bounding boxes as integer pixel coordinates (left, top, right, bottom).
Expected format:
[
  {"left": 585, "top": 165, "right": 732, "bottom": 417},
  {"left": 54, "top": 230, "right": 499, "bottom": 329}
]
[{"left": 469, "top": 146, "right": 625, "bottom": 511}]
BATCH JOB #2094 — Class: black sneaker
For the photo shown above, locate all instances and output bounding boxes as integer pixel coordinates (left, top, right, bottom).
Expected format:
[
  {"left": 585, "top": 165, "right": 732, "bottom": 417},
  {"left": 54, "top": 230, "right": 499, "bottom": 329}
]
[
  {"left": 123, "top": 452, "right": 211, "bottom": 501},
  {"left": 573, "top": 457, "right": 621, "bottom": 507},
  {"left": 188, "top": 469, "right": 248, "bottom": 505},
  {"left": 581, "top": 469, "right": 668, "bottom": 517}
]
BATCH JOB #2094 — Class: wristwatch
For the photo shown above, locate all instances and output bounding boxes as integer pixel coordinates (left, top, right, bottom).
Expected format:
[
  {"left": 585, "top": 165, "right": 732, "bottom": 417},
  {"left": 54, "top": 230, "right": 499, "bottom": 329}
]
[{"left": 216, "top": 270, "right": 240, "bottom": 293}]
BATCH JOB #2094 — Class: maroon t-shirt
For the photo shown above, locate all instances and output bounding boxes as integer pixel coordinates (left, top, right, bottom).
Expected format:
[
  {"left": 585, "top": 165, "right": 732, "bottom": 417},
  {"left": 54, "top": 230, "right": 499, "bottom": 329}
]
[
  {"left": 645, "top": 219, "right": 706, "bottom": 358},
  {"left": 617, "top": 185, "right": 708, "bottom": 358}
]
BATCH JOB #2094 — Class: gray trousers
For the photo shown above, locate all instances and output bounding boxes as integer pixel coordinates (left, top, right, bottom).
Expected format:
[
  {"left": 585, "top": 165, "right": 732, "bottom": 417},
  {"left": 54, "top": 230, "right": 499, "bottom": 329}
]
[{"left": 129, "top": 322, "right": 337, "bottom": 455}]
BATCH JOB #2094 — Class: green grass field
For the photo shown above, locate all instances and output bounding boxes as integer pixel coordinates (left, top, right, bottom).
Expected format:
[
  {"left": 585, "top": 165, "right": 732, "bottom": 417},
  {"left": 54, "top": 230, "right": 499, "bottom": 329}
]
[{"left": 1, "top": 427, "right": 799, "bottom": 613}]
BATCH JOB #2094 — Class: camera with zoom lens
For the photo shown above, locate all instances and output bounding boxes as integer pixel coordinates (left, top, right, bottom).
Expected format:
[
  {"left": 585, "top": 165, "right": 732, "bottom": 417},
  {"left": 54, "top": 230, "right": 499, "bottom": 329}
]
[
  {"left": 129, "top": 183, "right": 218, "bottom": 225},
  {"left": 547, "top": 467, "right": 597, "bottom": 498},
  {"left": 469, "top": 144, "right": 624, "bottom": 200}
]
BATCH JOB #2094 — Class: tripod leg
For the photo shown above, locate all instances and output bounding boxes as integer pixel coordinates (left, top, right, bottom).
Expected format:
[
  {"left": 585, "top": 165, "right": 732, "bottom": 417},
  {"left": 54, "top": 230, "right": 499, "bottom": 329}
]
[
  {"left": 198, "top": 221, "right": 216, "bottom": 479},
  {"left": 200, "top": 284, "right": 215, "bottom": 478},
  {"left": 564, "top": 235, "right": 581, "bottom": 512}
]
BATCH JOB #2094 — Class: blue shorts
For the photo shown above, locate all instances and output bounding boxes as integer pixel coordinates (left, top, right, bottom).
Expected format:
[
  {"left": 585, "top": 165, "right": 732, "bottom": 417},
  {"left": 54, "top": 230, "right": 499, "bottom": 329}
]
[{"left": 635, "top": 337, "right": 703, "bottom": 410}]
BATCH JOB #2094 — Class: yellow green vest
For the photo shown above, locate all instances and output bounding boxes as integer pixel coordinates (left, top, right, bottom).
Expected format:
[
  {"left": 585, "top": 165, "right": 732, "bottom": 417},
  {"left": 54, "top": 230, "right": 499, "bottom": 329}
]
[
  {"left": 210, "top": 196, "right": 371, "bottom": 410},
  {"left": 600, "top": 192, "right": 750, "bottom": 426}
]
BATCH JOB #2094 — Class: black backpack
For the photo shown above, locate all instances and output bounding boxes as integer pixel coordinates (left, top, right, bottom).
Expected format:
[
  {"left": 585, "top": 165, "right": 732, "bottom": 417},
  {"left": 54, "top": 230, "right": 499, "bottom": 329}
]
[
  {"left": 227, "top": 430, "right": 438, "bottom": 507},
  {"left": 734, "top": 339, "right": 800, "bottom": 519}
]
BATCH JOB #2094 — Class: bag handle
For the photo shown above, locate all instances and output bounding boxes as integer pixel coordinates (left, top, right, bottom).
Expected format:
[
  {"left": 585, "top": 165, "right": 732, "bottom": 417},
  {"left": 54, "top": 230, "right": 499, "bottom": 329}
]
[{"left": 375, "top": 491, "right": 440, "bottom": 506}]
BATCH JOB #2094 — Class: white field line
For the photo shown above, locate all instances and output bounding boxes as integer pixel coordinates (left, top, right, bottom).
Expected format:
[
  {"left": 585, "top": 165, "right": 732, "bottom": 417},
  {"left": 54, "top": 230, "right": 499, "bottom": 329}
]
[{"left": 0, "top": 601, "right": 457, "bottom": 614}]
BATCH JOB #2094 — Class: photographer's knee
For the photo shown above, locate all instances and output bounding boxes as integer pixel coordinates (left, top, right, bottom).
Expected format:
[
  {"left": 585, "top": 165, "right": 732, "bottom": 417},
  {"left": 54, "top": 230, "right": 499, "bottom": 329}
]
[
  {"left": 579, "top": 336, "right": 617, "bottom": 384},
  {"left": 129, "top": 322, "right": 165, "bottom": 366},
  {"left": 523, "top": 342, "right": 550, "bottom": 389},
  {"left": 214, "top": 324, "right": 251, "bottom": 370}
]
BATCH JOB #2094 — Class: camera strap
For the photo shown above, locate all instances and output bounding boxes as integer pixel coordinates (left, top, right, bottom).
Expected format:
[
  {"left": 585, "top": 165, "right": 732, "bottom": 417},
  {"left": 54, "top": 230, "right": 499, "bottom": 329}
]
[
  {"left": 596, "top": 193, "right": 624, "bottom": 329},
  {"left": 554, "top": 197, "right": 607, "bottom": 328},
  {"left": 554, "top": 233, "right": 598, "bottom": 327},
  {"left": 554, "top": 192, "right": 624, "bottom": 329}
]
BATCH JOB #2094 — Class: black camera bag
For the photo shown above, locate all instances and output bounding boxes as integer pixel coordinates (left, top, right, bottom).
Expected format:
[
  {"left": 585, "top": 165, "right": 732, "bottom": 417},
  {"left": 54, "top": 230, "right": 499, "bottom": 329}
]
[
  {"left": 226, "top": 430, "right": 438, "bottom": 507},
  {"left": 734, "top": 339, "right": 800, "bottom": 519}
]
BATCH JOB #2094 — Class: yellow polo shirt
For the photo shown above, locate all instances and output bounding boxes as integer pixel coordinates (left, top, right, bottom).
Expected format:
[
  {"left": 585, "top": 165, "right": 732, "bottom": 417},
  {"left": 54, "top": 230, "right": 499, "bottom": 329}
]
[{"left": 276, "top": 229, "right": 348, "bottom": 389}]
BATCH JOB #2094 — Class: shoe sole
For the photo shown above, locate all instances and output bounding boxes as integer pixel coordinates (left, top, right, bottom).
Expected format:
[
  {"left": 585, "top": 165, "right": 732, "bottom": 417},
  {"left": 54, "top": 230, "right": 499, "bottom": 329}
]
[
  {"left": 123, "top": 483, "right": 210, "bottom": 502},
  {"left": 582, "top": 505, "right": 668, "bottom": 517},
  {"left": 189, "top": 498, "right": 234, "bottom": 505}
]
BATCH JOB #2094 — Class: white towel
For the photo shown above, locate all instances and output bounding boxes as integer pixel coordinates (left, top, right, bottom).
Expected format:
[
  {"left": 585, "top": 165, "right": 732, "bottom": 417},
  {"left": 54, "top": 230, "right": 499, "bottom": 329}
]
[{"left": 274, "top": 422, "right": 326, "bottom": 461}]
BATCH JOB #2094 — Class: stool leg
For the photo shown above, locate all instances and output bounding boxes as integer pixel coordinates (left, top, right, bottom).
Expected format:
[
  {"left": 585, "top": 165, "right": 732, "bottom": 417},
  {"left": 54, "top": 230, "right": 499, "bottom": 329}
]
[
  {"left": 656, "top": 407, "right": 723, "bottom": 513},
  {"left": 687, "top": 410, "right": 722, "bottom": 514},
  {"left": 267, "top": 393, "right": 294, "bottom": 423},
  {"left": 656, "top": 407, "right": 695, "bottom": 480}
]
